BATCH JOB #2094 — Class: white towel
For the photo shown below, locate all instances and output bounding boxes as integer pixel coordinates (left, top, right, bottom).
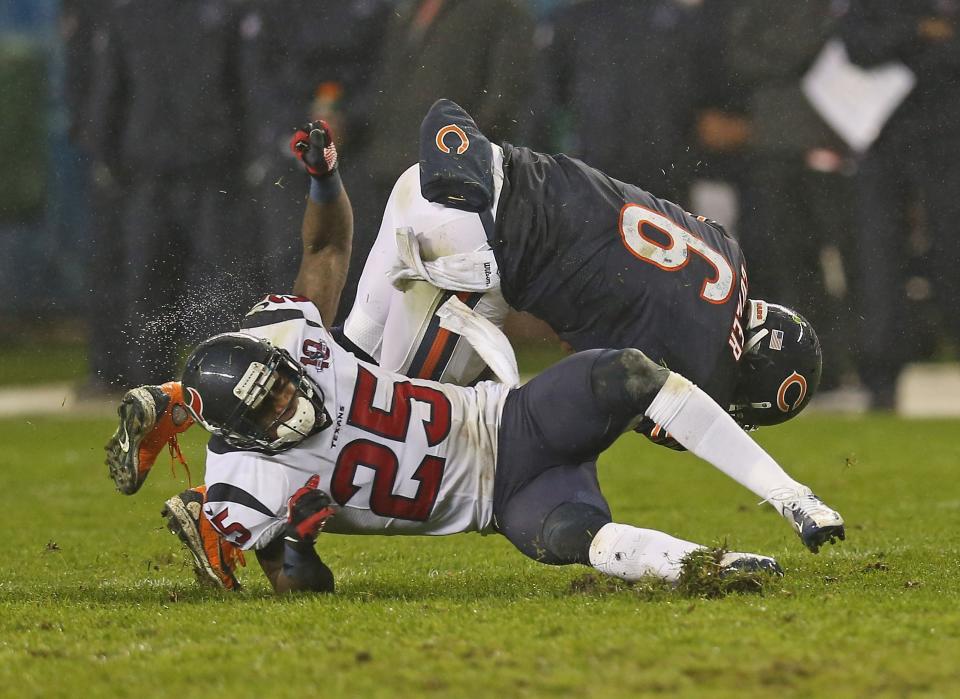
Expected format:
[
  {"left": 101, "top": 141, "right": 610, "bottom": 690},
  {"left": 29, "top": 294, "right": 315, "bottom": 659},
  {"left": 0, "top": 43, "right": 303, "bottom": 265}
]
[
  {"left": 435, "top": 296, "right": 519, "bottom": 387},
  {"left": 390, "top": 227, "right": 500, "bottom": 293}
]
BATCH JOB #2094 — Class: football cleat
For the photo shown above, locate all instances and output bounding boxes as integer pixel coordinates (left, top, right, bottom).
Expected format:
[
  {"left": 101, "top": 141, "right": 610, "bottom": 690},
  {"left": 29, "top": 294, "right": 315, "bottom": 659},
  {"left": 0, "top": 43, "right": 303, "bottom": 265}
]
[
  {"left": 104, "top": 382, "right": 194, "bottom": 495},
  {"left": 718, "top": 551, "right": 784, "bottom": 577},
  {"left": 767, "top": 487, "right": 846, "bottom": 553},
  {"left": 162, "top": 486, "right": 245, "bottom": 591}
]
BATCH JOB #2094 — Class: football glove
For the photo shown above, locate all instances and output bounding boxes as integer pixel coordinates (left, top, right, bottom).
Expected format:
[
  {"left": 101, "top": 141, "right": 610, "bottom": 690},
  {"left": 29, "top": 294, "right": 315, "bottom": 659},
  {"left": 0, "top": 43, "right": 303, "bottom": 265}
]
[
  {"left": 289, "top": 120, "right": 339, "bottom": 179},
  {"left": 636, "top": 419, "right": 687, "bottom": 452},
  {"left": 285, "top": 474, "right": 337, "bottom": 544}
]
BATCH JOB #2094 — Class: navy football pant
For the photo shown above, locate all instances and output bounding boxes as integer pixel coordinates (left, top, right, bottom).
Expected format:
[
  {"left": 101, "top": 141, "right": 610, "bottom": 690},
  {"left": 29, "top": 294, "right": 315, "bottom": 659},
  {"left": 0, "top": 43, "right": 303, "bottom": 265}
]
[{"left": 493, "top": 349, "right": 638, "bottom": 565}]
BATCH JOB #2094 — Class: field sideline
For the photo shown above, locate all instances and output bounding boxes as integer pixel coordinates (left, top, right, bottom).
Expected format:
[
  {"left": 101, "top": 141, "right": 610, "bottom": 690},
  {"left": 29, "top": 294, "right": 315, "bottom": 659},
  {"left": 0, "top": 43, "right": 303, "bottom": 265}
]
[{"left": 1, "top": 413, "right": 958, "bottom": 698}]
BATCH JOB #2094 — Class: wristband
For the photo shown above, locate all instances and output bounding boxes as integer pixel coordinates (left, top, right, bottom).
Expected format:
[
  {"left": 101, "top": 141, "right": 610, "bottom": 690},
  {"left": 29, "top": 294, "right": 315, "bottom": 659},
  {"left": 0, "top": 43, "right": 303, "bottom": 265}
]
[
  {"left": 282, "top": 538, "right": 329, "bottom": 588},
  {"left": 283, "top": 539, "right": 320, "bottom": 578},
  {"left": 308, "top": 170, "right": 343, "bottom": 204}
]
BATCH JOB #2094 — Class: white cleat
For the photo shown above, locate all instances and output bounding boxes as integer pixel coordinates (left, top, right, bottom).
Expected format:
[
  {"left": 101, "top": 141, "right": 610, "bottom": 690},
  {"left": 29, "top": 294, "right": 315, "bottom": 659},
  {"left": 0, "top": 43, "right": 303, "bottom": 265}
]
[{"left": 766, "top": 487, "right": 846, "bottom": 553}]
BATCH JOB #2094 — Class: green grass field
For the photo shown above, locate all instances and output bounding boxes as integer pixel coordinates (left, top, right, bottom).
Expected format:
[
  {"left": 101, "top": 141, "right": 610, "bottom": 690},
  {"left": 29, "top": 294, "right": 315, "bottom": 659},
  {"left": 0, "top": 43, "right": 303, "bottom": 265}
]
[
  {"left": 1, "top": 411, "right": 958, "bottom": 698},
  {"left": 0, "top": 343, "right": 88, "bottom": 386}
]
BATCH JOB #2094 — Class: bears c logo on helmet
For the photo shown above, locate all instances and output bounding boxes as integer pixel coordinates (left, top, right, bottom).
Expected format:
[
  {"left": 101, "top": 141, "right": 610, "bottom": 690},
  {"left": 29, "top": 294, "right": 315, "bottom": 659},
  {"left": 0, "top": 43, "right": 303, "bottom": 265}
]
[
  {"left": 436, "top": 124, "right": 469, "bottom": 154},
  {"left": 776, "top": 371, "right": 808, "bottom": 413},
  {"left": 186, "top": 386, "right": 205, "bottom": 420}
]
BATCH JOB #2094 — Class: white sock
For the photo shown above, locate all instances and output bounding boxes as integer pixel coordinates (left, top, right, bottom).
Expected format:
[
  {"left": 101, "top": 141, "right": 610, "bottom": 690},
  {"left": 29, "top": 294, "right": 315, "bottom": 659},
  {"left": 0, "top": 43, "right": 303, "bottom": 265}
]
[
  {"left": 644, "top": 373, "right": 806, "bottom": 504},
  {"left": 588, "top": 522, "right": 701, "bottom": 583}
]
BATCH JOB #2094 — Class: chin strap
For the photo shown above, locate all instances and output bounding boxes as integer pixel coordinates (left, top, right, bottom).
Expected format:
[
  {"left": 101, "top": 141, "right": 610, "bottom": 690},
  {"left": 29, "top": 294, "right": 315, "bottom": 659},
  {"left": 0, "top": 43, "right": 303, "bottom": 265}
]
[{"left": 743, "top": 299, "right": 770, "bottom": 355}]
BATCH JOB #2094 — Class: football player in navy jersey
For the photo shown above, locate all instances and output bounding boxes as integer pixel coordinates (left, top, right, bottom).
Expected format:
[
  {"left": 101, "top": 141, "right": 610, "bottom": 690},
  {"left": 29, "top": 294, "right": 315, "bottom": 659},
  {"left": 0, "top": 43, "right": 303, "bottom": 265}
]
[
  {"left": 105, "top": 114, "right": 844, "bottom": 594},
  {"left": 337, "top": 100, "right": 822, "bottom": 445}
]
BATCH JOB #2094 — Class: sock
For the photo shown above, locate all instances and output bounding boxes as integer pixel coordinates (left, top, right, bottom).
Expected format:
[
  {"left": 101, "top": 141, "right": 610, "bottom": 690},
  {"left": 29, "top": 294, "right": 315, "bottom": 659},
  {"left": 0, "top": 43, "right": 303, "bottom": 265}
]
[
  {"left": 588, "top": 522, "right": 701, "bottom": 583},
  {"left": 644, "top": 373, "right": 805, "bottom": 505}
]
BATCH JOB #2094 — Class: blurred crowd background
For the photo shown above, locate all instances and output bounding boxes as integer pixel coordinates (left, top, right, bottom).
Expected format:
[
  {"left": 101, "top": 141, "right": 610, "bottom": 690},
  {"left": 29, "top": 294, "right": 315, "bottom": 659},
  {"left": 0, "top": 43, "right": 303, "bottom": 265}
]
[{"left": 1, "top": 0, "right": 958, "bottom": 410}]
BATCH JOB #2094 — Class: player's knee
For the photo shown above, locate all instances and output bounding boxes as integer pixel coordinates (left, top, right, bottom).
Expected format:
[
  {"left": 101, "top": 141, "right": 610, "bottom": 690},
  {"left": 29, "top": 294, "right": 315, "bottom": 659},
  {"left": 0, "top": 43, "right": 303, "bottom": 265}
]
[
  {"left": 540, "top": 502, "right": 612, "bottom": 565},
  {"left": 590, "top": 348, "right": 670, "bottom": 415}
]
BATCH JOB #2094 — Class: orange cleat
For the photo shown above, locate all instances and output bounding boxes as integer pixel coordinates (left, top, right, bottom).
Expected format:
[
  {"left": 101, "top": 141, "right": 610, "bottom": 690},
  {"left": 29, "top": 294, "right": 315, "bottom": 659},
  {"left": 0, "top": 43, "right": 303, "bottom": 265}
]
[
  {"left": 104, "top": 381, "right": 195, "bottom": 495},
  {"left": 162, "top": 486, "right": 245, "bottom": 591}
]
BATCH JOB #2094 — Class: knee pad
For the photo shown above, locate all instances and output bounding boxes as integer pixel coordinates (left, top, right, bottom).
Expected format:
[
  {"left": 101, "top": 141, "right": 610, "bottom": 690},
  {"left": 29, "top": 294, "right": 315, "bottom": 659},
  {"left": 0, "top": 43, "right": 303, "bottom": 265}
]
[
  {"left": 590, "top": 348, "right": 670, "bottom": 417},
  {"left": 540, "top": 502, "right": 612, "bottom": 565}
]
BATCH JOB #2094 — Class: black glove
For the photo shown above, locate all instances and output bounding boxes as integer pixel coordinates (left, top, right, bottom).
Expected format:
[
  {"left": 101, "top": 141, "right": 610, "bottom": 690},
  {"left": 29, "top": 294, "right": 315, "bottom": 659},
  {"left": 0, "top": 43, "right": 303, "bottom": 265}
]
[
  {"left": 289, "top": 120, "right": 338, "bottom": 179},
  {"left": 635, "top": 419, "right": 687, "bottom": 452},
  {"left": 284, "top": 474, "right": 337, "bottom": 543}
]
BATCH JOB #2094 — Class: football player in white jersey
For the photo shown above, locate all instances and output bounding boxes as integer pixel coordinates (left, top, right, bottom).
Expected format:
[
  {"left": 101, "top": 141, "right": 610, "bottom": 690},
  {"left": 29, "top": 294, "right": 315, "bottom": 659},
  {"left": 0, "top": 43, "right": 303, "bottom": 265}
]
[{"left": 105, "top": 121, "right": 845, "bottom": 594}]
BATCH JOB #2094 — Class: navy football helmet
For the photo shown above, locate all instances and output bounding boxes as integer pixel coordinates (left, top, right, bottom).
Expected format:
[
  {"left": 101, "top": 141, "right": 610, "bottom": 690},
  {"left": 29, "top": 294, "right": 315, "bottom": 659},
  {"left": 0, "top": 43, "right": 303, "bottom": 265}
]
[
  {"left": 730, "top": 301, "right": 822, "bottom": 429},
  {"left": 181, "top": 332, "right": 330, "bottom": 453}
]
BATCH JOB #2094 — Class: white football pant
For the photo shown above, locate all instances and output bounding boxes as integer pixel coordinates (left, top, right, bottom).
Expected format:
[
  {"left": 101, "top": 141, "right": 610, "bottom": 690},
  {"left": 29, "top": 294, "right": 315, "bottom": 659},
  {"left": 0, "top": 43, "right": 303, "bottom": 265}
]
[{"left": 343, "top": 149, "right": 513, "bottom": 386}]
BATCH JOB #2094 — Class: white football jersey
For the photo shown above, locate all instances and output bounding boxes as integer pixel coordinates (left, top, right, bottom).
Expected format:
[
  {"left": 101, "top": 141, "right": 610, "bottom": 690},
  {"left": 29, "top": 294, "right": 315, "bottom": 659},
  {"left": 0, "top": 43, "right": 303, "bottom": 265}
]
[{"left": 202, "top": 295, "right": 509, "bottom": 550}]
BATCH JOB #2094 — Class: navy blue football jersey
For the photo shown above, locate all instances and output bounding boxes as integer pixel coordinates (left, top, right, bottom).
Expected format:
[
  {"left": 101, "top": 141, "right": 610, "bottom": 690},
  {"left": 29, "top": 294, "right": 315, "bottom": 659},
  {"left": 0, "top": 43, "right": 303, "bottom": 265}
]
[{"left": 492, "top": 144, "right": 750, "bottom": 406}]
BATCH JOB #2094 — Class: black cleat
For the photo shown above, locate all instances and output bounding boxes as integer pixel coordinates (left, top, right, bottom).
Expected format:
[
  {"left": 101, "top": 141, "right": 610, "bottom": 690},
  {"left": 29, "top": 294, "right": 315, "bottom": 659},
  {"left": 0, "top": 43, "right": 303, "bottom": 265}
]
[
  {"left": 104, "top": 386, "right": 166, "bottom": 494},
  {"left": 162, "top": 487, "right": 243, "bottom": 591},
  {"left": 719, "top": 552, "right": 784, "bottom": 577},
  {"left": 103, "top": 383, "right": 192, "bottom": 495}
]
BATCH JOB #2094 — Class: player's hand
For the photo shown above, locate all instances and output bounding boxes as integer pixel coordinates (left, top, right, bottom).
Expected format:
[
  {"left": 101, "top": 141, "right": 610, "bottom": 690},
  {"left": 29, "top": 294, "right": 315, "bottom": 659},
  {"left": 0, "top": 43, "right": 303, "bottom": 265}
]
[
  {"left": 289, "top": 121, "right": 338, "bottom": 179},
  {"left": 285, "top": 474, "right": 337, "bottom": 543}
]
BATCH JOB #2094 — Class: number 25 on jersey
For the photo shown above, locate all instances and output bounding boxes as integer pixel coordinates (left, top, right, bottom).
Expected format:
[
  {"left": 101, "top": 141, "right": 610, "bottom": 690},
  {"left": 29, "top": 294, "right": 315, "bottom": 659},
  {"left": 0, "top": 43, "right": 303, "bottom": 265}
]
[{"left": 330, "top": 367, "right": 452, "bottom": 521}]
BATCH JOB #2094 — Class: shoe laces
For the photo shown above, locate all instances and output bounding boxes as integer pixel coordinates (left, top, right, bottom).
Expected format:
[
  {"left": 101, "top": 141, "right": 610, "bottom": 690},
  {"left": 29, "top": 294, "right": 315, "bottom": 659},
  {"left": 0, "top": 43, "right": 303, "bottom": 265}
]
[
  {"left": 760, "top": 487, "right": 833, "bottom": 519},
  {"left": 166, "top": 435, "right": 193, "bottom": 488},
  {"left": 222, "top": 541, "right": 246, "bottom": 570}
]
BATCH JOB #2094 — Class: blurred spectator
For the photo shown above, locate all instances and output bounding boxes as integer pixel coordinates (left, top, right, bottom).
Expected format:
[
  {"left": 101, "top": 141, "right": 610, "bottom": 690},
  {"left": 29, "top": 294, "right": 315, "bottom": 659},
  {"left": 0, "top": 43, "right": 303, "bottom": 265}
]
[
  {"left": 0, "top": 3, "right": 52, "bottom": 318},
  {"left": 534, "top": 0, "right": 701, "bottom": 203},
  {"left": 237, "top": 0, "right": 391, "bottom": 292},
  {"left": 339, "top": 0, "right": 536, "bottom": 322},
  {"left": 841, "top": 0, "right": 960, "bottom": 408},
  {"left": 61, "top": 0, "right": 127, "bottom": 392},
  {"left": 687, "top": 0, "right": 752, "bottom": 232},
  {"left": 83, "top": 0, "right": 253, "bottom": 387},
  {"left": 727, "top": 1, "right": 857, "bottom": 391}
]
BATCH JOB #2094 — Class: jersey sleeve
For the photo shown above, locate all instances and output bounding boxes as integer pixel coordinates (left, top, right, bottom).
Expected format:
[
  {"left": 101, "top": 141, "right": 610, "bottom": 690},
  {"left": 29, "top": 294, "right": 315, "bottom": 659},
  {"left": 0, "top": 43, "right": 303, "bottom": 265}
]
[
  {"left": 242, "top": 294, "right": 326, "bottom": 331},
  {"left": 203, "top": 490, "right": 286, "bottom": 551},
  {"left": 202, "top": 449, "right": 292, "bottom": 550}
]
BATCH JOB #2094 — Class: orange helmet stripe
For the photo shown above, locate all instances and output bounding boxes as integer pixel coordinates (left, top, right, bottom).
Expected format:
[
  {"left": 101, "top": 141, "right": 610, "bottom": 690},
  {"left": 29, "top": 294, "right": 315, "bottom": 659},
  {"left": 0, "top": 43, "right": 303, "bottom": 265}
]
[{"left": 776, "top": 371, "right": 808, "bottom": 412}]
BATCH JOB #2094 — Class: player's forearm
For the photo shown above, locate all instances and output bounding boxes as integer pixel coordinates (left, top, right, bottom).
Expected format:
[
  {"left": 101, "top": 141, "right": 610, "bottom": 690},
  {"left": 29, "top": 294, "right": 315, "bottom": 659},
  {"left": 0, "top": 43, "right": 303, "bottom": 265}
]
[
  {"left": 255, "top": 537, "right": 335, "bottom": 594},
  {"left": 277, "top": 540, "right": 335, "bottom": 594},
  {"left": 293, "top": 182, "right": 354, "bottom": 324},
  {"left": 255, "top": 541, "right": 284, "bottom": 590}
]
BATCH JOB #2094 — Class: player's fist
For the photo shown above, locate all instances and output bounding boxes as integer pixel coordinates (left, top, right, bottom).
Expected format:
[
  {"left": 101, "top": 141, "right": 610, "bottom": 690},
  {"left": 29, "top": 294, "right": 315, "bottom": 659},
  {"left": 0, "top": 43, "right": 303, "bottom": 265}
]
[
  {"left": 285, "top": 474, "right": 337, "bottom": 543},
  {"left": 290, "top": 121, "right": 338, "bottom": 178}
]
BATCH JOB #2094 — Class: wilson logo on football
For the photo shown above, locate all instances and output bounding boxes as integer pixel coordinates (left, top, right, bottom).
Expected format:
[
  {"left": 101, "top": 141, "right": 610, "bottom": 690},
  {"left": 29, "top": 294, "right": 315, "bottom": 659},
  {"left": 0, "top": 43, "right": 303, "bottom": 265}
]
[
  {"left": 436, "top": 124, "right": 469, "bottom": 154},
  {"left": 186, "top": 386, "right": 205, "bottom": 420},
  {"left": 776, "top": 372, "right": 808, "bottom": 413}
]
